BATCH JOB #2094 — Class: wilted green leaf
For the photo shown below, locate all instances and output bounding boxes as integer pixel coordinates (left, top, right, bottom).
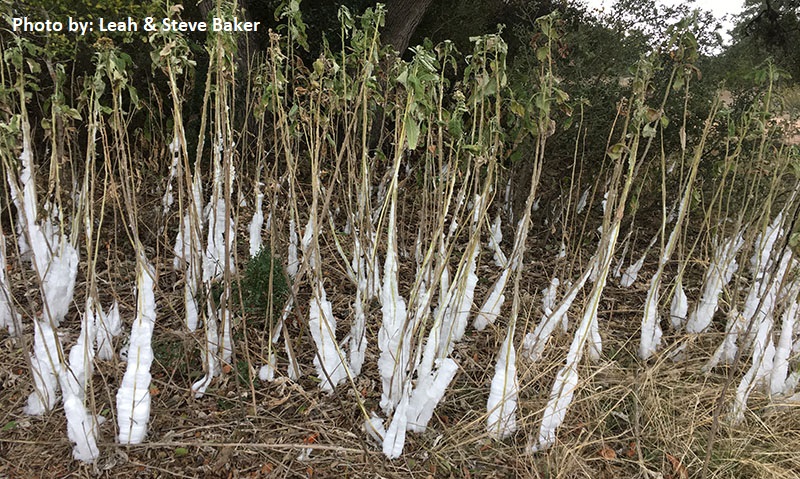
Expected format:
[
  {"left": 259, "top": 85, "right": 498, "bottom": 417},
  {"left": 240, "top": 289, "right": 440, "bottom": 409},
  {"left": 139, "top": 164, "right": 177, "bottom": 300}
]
[
  {"left": 607, "top": 142, "right": 628, "bottom": 160},
  {"left": 553, "top": 88, "right": 569, "bottom": 104},
  {"left": 509, "top": 99, "right": 525, "bottom": 117},
  {"left": 405, "top": 118, "right": 420, "bottom": 150},
  {"left": 448, "top": 116, "right": 463, "bottom": 137}
]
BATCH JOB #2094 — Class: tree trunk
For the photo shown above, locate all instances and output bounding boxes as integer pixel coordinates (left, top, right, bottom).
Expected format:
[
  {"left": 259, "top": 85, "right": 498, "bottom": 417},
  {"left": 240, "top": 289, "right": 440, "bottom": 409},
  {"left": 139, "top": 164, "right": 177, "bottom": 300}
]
[{"left": 383, "top": 0, "right": 434, "bottom": 53}]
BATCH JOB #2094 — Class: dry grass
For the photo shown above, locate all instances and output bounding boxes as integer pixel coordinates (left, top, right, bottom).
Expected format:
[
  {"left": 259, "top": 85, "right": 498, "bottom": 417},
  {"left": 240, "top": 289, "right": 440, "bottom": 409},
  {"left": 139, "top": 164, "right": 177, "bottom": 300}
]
[{"left": 2, "top": 213, "right": 800, "bottom": 479}]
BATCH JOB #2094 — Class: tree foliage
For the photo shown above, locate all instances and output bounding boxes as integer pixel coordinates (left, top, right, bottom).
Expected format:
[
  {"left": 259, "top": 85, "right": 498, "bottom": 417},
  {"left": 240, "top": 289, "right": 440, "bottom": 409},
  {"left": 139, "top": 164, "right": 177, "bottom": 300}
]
[{"left": 723, "top": 0, "right": 800, "bottom": 86}]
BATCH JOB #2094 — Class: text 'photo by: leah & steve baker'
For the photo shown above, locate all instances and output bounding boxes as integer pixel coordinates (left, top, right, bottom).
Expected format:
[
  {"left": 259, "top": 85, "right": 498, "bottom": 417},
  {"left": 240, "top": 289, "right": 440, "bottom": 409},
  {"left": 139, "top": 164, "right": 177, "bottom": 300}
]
[{"left": 10, "top": 15, "right": 260, "bottom": 35}]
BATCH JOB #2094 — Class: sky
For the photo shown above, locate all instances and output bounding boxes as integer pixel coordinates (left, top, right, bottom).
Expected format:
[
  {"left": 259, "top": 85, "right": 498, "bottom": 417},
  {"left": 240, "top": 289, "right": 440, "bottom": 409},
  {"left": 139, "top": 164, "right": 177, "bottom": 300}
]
[{"left": 583, "top": 0, "right": 746, "bottom": 42}]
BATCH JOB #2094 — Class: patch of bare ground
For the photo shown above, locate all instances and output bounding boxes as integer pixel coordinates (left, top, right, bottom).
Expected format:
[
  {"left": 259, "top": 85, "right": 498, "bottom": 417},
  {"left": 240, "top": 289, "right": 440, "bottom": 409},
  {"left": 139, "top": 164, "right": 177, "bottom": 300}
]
[{"left": 779, "top": 117, "right": 800, "bottom": 145}]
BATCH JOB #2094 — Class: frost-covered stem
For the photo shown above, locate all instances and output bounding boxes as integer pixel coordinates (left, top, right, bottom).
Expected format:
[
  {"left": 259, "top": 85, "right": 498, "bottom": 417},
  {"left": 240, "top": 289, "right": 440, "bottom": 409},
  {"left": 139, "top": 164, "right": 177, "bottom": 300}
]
[
  {"left": 401, "top": 150, "right": 472, "bottom": 438},
  {"left": 25, "top": 319, "right": 64, "bottom": 415},
  {"left": 191, "top": 83, "right": 236, "bottom": 396},
  {"left": 684, "top": 233, "right": 744, "bottom": 334},
  {"left": 730, "top": 314, "right": 775, "bottom": 425},
  {"left": 197, "top": 29, "right": 240, "bottom": 388},
  {"left": 7, "top": 111, "right": 78, "bottom": 328},
  {"left": 193, "top": 203, "right": 228, "bottom": 394},
  {"left": 277, "top": 79, "right": 303, "bottom": 381},
  {"left": 173, "top": 146, "right": 204, "bottom": 334},
  {"left": 96, "top": 301, "right": 121, "bottom": 361},
  {"left": 61, "top": 300, "right": 96, "bottom": 402},
  {"left": 0, "top": 228, "right": 19, "bottom": 336},
  {"left": 534, "top": 68, "right": 644, "bottom": 447},
  {"left": 305, "top": 87, "right": 350, "bottom": 393},
  {"left": 488, "top": 214, "right": 507, "bottom": 268},
  {"left": 7, "top": 87, "right": 40, "bottom": 261},
  {"left": 382, "top": 383, "right": 411, "bottom": 459},
  {"left": 741, "top": 213, "right": 786, "bottom": 341},
  {"left": 612, "top": 231, "right": 632, "bottom": 278},
  {"left": 287, "top": 217, "right": 299, "bottom": 278},
  {"left": 417, "top": 178, "right": 489, "bottom": 375},
  {"left": 217, "top": 76, "right": 236, "bottom": 370},
  {"left": 63, "top": 394, "right": 100, "bottom": 462},
  {"left": 80, "top": 99, "right": 118, "bottom": 363},
  {"left": 162, "top": 134, "right": 180, "bottom": 216},
  {"left": 670, "top": 275, "right": 688, "bottom": 330},
  {"left": 523, "top": 266, "right": 593, "bottom": 362},
  {"left": 436, "top": 243, "right": 479, "bottom": 359},
  {"left": 116, "top": 257, "right": 156, "bottom": 444},
  {"left": 173, "top": 67, "right": 205, "bottom": 333},
  {"left": 640, "top": 95, "right": 719, "bottom": 360},
  {"left": 486, "top": 324, "right": 518, "bottom": 439},
  {"left": 378, "top": 191, "right": 409, "bottom": 413},
  {"left": 349, "top": 256, "right": 368, "bottom": 375},
  {"left": 342, "top": 177, "right": 377, "bottom": 376},
  {"left": 478, "top": 23, "right": 554, "bottom": 443},
  {"left": 8, "top": 100, "right": 78, "bottom": 416},
  {"left": 771, "top": 290, "right": 799, "bottom": 396},
  {"left": 540, "top": 278, "right": 563, "bottom": 331},
  {"left": 309, "top": 282, "right": 348, "bottom": 391},
  {"left": 534, "top": 214, "right": 621, "bottom": 451},
  {"left": 60, "top": 297, "right": 100, "bottom": 462},
  {"left": 704, "top": 308, "right": 745, "bottom": 371},
  {"left": 248, "top": 186, "right": 265, "bottom": 257},
  {"left": 620, "top": 234, "right": 658, "bottom": 288},
  {"left": 186, "top": 176, "right": 204, "bottom": 333},
  {"left": 474, "top": 268, "right": 509, "bottom": 331},
  {"left": 730, "top": 246, "right": 792, "bottom": 424},
  {"left": 700, "top": 67, "right": 789, "bottom": 475}
]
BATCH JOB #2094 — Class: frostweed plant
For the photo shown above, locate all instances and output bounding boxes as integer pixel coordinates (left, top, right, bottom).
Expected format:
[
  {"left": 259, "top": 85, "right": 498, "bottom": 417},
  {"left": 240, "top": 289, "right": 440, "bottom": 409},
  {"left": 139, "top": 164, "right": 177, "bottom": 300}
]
[
  {"left": 0, "top": 228, "right": 19, "bottom": 336},
  {"left": 534, "top": 49, "right": 660, "bottom": 451},
  {"left": 685, "top": 232, "right": 744, "bottom": 334},
  {"left": 153, "top": 19, "right": 195, "bottom": 214},
  {"left": 93, "top": 35, "right": 161, "bottom": 444},
  {"left": 116, "top": 257, "right": 156, "bottom": 444},
  {"left": 3, "top": 55, "right": 78, "bottom": 416},
  {"left": 486, "top": 326, "right": 518, "bottom": 439},
  {"left": 638, "top": 27, "right": 708, "bottom": 360},
  {"left": 4, "top": 0, "right": 800, "bottom": 471}
]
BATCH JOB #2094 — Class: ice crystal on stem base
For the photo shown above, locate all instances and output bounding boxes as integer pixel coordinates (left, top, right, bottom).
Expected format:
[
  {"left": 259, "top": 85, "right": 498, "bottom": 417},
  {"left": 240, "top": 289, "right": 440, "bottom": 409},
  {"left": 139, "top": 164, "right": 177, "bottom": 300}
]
[{"left": 116, "top": 259, "right": 156, "bottom": 444}]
